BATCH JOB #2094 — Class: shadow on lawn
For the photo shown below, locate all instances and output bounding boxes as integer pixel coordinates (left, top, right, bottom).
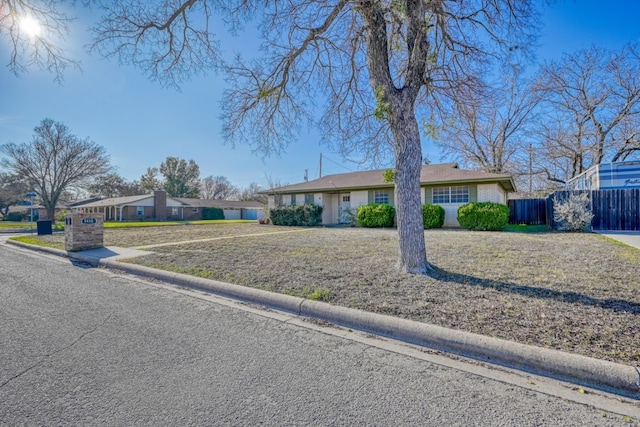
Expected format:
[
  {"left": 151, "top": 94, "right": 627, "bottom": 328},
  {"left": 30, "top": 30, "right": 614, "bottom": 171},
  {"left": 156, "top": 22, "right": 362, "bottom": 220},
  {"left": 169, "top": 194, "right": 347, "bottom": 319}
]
[{"left": 429, "top": 266, "right": 640, "bottom": 315}]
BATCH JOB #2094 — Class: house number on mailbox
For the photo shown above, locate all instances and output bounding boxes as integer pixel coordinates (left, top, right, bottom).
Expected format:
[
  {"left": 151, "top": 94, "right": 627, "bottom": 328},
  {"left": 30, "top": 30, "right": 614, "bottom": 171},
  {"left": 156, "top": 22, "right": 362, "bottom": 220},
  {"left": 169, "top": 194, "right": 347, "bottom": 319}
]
[{"left": 81, "top": 218, "right": 97, "bottom": 225}]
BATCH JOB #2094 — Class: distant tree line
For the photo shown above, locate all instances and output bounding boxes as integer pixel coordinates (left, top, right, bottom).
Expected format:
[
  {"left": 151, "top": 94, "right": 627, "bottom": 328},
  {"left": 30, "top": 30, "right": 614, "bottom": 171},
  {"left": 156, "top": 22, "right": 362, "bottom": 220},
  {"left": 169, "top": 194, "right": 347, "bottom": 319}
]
[{"left": 0, "top": 119, "right": 270, "bottom": 220}]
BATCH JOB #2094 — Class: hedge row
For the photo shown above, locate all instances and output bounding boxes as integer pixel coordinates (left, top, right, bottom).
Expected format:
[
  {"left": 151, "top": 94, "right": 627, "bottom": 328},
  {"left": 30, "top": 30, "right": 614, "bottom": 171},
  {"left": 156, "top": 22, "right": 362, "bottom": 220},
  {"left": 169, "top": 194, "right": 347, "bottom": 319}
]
[
  {"left": 270, "top": 204, "right": 323, "bottom": 226},
  {"left": 269, "top": 201, "right": 508, "bottom": 230},
  {"left": 457, "top": 202, "right": 509, "bottom": 231}
]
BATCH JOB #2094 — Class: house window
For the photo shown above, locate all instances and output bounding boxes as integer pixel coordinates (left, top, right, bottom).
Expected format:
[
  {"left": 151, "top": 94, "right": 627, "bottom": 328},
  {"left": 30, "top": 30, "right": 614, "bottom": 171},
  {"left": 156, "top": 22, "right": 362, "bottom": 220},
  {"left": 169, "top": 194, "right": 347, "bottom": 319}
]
[
  {"left": 192, "top": 208, "right": 198, "bottom": 213},
  {"left": 305, "top": 193, "right": 314, "bottom": 204},
  {"left": 171, "top": 207, "right": 179, "bottom": 216},
  {"left": 374, "top": 190, "right": 389, "bottom": 204},
  {"left": 342, "top": 195, "right": 351, "bottom": 202},
  {"left": 432, "top": 186, "right": 469, "bottom": 204},
  {"left": 291, "top": 194, "right": 297, "bottom": 206},
  {"left": 136, "top": 206, "right": 144, "bottom": 216}
]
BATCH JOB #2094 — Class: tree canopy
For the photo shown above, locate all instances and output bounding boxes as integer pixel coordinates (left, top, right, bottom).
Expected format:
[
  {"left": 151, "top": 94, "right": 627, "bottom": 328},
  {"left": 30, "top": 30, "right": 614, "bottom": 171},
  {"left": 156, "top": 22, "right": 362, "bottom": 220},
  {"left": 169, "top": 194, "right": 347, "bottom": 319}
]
[
  {"left": 86, "top": 172, "right": 143, "bottom": 198},
  {"left": 160, "top": 156, "right": 201, "bottom": 198}
]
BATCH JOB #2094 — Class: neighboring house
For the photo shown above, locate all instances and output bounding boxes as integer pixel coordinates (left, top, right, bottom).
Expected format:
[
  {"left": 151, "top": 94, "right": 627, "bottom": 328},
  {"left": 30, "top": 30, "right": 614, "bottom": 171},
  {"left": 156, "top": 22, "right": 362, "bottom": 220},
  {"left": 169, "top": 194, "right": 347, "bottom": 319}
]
[
  {"left": 26, "top": 197, "right": 104, "bottom": 220},
  {"left": 567, "top": 161, "right": 640, "bottom": 190},
  {"left": 71, "top": 190, "right": 265, "bottom": 221},
  {"left": 262, "top": 163, "right": 516, "bottom": 227}
]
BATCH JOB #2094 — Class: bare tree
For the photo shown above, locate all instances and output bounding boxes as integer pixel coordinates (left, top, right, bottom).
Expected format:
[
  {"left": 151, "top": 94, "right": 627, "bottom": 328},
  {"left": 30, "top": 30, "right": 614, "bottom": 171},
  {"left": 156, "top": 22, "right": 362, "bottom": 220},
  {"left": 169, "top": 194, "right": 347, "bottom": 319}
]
[
  {"left": 534, "top": 43, "right": 640, "bottom": 183},
  {"left": 0, "top": 118, "right": 112, "bottom": 221},
  {"left": 159, "top": 156, "right": 201, "bottom": 198},
  {"left": 437, "top": 66, "right": 540, "bottom": 180},
  {"left": 239, "top": 182, "right": 267, "bottom": 204},
  {"left": 0, "top": 0, "right": 80, "bottom": 82},
  {"left": 201, "top": 175, "right": 239, "bottom": 200}
]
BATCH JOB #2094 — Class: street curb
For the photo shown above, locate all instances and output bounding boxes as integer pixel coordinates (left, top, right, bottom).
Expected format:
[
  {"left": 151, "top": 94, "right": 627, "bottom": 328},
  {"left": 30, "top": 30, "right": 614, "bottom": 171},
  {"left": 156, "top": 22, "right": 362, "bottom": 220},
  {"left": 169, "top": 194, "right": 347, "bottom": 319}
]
[{"left": 7, "top": 239, "right": 640, "bottom": 400}]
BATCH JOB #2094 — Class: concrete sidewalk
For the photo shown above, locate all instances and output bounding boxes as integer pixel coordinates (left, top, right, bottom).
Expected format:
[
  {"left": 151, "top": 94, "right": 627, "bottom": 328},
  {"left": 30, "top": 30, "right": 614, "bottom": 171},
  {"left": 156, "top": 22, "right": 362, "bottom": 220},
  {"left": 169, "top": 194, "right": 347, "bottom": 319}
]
[
  {"left": 596, "top": 231, "right": 640, "bottom": 250},
  {"left": 5, "top": 238, "right": 640, "bottom": 402},
  {"left": 68, "top": 245, "right": 154, "bottom": 261}
]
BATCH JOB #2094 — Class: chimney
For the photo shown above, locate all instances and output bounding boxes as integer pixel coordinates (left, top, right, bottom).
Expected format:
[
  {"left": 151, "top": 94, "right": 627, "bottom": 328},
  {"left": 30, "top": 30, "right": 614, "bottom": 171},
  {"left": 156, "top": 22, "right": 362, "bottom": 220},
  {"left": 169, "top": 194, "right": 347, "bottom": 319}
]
[{"left": 154, "top": 190, "right": 167, "bottom": 221}]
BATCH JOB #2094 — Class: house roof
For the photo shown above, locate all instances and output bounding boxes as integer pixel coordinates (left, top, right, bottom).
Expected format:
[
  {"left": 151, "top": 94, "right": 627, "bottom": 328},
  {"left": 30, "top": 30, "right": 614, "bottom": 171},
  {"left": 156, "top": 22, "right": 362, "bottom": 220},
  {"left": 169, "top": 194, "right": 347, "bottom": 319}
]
[
  {"left": 266, "top": 163, "right": 516, "bottom": 193},
  {"left": 174, "top": 198, "right": 265, "bottom": 209},
  {"left": 65, "top": 196, "right": 104, "bottom": 208},
  {"left": 71, "top": 193, "right": 265, "bottom": 209},
  {"left": 72, "top": 194, "right": 154, "bottom": 208}
]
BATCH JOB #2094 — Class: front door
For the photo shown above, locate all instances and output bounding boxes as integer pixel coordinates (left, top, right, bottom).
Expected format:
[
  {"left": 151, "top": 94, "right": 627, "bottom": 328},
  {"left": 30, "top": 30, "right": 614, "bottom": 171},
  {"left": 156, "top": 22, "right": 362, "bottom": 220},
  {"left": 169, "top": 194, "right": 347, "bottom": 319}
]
[{"left": 338, "top": 193, "right": 351, "bottom": 224}]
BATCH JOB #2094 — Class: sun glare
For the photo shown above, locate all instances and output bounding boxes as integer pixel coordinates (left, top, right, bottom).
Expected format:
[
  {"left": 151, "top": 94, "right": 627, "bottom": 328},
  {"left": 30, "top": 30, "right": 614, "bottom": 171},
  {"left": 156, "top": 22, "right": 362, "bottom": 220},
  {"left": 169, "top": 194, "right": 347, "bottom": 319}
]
[{"left": 20, "top": 15, "right": 42, "bottom": 38}]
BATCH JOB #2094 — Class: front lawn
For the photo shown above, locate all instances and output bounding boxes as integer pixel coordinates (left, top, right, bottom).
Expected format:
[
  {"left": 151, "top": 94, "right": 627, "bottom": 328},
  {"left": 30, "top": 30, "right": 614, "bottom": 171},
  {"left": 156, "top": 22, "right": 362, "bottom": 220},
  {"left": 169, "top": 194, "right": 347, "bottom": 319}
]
[{"left": 0, "top": 221, "right": 35, "bottom": 229}]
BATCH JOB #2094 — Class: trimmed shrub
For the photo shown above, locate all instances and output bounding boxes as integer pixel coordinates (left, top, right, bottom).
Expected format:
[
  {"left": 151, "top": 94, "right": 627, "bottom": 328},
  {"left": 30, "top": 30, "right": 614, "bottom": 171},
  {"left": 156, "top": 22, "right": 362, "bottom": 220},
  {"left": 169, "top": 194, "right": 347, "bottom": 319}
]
[
  {"left": 357, "top": 204, "right": 395, "bottom": 228},
  {"left": 5, "top": 212, "right": 25, "bottom": 222},
  {"left": 457, "top": 202, "right": 509, "bottom": 231},
  {"left": 202, "top": 207, "right": 225, "bottom": 220},
  {"left": 270, "top": 204, "right": 323, "bottom": 226},
  {"left": 422, "top": 204, "right": 445, "bottom": 229}
]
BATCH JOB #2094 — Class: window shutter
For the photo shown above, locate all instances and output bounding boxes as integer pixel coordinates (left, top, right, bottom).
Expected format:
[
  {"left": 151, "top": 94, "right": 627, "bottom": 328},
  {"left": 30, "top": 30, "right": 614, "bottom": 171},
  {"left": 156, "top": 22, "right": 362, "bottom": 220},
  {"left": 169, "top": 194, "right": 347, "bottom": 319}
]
[
  {"left": 424, "top": 187, "right": 432, "bottom": 204},
  {"left": 388, "top": 190, "right": 395, "bottom": 206},
  {"left": 469, "top": 185, "right": 477, "bottom": 203},
  {"left": 368, "top": 191, "right": 373, "bottom": 204}
]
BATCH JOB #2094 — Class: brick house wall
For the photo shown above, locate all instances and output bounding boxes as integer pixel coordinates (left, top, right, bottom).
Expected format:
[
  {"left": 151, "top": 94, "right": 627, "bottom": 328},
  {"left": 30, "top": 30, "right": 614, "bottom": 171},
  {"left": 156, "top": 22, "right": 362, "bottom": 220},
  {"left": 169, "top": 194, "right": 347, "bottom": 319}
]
[{"left": 154, "top": 190, "right": 167, "bottom": 220}]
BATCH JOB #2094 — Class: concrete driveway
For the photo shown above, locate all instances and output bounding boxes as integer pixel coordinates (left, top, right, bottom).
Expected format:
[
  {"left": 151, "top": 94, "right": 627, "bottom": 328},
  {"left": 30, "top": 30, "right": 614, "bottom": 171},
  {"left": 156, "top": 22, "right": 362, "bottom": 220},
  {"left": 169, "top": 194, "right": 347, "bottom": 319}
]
[{"left": 596, "top": 230, "right": 640, "bottom": 250}]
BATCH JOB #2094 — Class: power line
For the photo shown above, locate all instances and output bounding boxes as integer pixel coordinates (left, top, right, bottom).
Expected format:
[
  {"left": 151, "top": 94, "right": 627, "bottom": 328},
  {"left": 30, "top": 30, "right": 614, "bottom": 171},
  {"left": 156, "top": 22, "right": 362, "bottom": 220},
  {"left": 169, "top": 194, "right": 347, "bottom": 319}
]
[{"left": 321, "top": 154, "right": 355, "bottom": 174}]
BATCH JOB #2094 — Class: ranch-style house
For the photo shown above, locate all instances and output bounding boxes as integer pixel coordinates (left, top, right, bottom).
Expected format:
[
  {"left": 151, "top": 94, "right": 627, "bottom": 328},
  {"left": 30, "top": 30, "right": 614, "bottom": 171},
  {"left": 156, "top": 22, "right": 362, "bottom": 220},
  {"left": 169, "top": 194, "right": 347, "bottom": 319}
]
[{"left": 263, "top": 163, "right": 516, "bottom": 227}]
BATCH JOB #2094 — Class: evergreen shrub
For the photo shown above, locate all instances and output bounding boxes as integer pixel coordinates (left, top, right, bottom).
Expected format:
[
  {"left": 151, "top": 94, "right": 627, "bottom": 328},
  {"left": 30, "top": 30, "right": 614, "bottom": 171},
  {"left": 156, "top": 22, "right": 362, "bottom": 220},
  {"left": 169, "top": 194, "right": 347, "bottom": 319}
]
[
  {"left": 457, "top": 202, "right": 509, "bottom": 231},
  {"left": 270, "top": 204, "right": 323, "bottom": 226},
  {"left": 422, "top": 204, "right": 445, "bottom": 229},
  {"left": 5, "top": 212, "right": 24, "bottom": 222},
  {"left": 357, "top": 204, "right": 395, "bottom": 228},
  {"left": 202, "top": 207, "right": 225, "bottom": 220}
]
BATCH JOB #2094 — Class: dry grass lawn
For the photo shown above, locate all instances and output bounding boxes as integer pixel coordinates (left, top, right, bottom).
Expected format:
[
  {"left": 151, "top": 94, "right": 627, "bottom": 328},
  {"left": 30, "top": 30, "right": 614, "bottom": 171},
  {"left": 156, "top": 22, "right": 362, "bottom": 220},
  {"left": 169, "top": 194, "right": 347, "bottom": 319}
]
[{"left": 26, "top": 223, "right": 640, "bottom": 365}]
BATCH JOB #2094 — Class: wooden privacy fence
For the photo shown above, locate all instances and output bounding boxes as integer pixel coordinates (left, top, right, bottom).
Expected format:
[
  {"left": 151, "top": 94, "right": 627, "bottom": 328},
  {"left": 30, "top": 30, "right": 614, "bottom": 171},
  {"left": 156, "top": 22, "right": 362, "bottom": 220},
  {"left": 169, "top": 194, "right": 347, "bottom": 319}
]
[
  {"left": 508, "top": 198, "right": 547, "bottom": 225},
  {"left": 509, "top": 189, "right": 640, "bottom": 231}
]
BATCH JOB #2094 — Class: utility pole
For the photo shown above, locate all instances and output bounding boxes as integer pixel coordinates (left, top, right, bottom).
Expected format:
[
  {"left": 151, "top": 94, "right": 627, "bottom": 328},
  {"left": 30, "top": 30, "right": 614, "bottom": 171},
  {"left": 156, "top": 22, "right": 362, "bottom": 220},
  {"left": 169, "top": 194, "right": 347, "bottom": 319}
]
[
  {"left": 319, "top": 153, "right": 323, "bottom": 178},
  {"left": 528, "top": 143, "right": 533, "bottom": 196},
  {"left": 304, "top": 169, "right": 308, "bottom": 182}
]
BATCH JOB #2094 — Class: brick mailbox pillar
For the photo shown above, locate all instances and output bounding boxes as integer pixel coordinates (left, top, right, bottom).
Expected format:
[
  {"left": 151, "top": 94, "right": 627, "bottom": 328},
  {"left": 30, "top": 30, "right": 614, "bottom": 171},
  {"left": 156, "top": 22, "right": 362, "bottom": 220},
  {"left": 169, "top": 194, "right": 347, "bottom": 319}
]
[{"left": 64, "top": 213, "right": 104, "bottom": 251}]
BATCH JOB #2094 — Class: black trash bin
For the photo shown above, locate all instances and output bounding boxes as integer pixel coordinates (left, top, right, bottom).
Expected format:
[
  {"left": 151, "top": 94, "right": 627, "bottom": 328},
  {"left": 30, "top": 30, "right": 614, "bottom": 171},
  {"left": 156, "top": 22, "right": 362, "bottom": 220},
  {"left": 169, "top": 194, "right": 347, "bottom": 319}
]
[{"left": 36, "top": 220, "right": 53, "bottom": 235}]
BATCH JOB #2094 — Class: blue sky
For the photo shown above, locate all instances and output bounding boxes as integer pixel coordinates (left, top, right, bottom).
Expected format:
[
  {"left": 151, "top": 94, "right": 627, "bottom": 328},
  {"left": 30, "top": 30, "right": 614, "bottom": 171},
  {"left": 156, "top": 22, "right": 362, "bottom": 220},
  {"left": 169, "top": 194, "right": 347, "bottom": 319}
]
[{"left": 1, "top": 0, "right": 639, "bottom": 190}]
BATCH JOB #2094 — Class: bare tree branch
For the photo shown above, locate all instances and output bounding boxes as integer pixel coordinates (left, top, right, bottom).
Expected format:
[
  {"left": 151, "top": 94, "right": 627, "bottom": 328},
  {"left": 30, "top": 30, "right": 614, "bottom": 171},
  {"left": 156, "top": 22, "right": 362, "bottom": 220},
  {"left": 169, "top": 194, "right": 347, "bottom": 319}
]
[
  {"left": 90, "top": 0, "right": 221, "bottom": 87},
  {"left": 1, "top": 0, "right": 81, "bottom": 82},
  {"left": 533, "top": 43, "right": 640, "bottom": 182}
]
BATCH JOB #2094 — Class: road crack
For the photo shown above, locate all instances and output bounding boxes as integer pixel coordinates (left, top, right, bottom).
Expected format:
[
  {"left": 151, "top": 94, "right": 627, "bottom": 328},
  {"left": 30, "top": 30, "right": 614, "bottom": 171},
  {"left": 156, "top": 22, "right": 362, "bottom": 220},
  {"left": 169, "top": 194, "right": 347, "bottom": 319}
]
[{"left": 0, "top": 314, "right": 112, "bottom": 389}]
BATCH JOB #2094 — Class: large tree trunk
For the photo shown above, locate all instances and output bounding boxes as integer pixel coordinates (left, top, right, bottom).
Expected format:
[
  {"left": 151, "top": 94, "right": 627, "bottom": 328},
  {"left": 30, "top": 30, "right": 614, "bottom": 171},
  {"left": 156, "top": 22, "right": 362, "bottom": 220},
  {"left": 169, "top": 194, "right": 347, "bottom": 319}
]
[
  {"left": 359, "top": 0, "right": 430, "bottom": 275},
  {"left": 389, "top": 101, "right": 430, "bottom": 274}
]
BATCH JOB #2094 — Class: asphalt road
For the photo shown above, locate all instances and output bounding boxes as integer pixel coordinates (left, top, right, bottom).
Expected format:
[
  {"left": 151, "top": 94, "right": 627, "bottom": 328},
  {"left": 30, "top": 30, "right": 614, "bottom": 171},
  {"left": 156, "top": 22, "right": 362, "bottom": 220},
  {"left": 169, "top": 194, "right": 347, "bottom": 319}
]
[{"left": 0, "top": 243, "right": 637, "bottom": 426}]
